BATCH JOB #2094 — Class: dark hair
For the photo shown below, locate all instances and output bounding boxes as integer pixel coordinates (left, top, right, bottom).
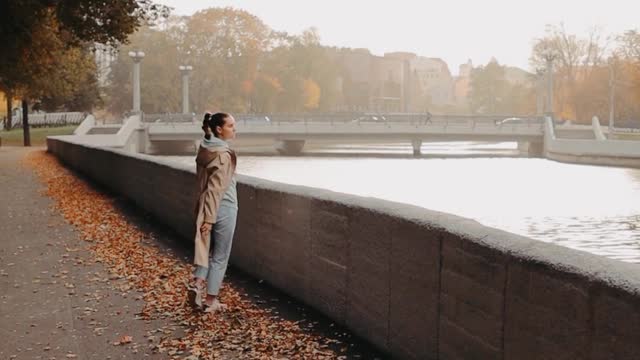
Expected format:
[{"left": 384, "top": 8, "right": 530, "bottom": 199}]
[
  {"left": 202, "top": 112, "right": 230, "bottom": 139},
  {"left": 202, "top": 113, "right": 212, "bottom": 139}
]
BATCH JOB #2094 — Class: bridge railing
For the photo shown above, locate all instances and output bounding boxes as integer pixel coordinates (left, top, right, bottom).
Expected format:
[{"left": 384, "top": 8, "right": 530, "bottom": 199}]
[
  {"left": 235, "top": 113, "right": 366, "bottom": 125},
  {"left": 10, "top": 112, "right": 87, "bottom": 128},
  {"left": 142, "top": 113, "right": 197, "bottom": 123},
  {"left": 144, "top": 112, "right": 545, "bottom": 136},
  {"left": 232, "top": 113, "right": 543, "bottom": 131},
  {"left": 138, "top": 112, "right": 542, "bottom": 127},
  {"left": 234, "top": 113, "right": 500, "bottom": 122}
]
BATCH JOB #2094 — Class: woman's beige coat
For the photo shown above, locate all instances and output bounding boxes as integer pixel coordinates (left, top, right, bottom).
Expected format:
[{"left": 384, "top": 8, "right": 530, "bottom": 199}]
[{"left": 193, "top": 145, "right": 236, "bottom": 268}]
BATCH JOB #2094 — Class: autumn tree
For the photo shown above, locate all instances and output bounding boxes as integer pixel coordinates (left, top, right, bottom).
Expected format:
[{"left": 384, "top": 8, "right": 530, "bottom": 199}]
[
  {"left": 259, "top": 28, "right": 340, "bottom": 112},
  {"left": 303, "top": 78, "right": 321, "bottom": 110},
  {"left": 256, "top": 33, "right": 303, "bottom": 112},
  {"left": 251, "top": 74, "right": 282, "bottom": 113},
  {"left": 530, "top": 24, "right": 609, "bottom": 122},
  {"left": 289, "top": 29, "right": 339, "bottom": 111},
  {"left": 181, "top": 7, "right": 272, "bottom": 113},
  {"left": 106, "top": 25, "right": 182, "bottom": 115},
  {"left": 104, "top": 10, "right": 343, "bottom": 114},
  {"left": 469, "top": 60, "right": 507, "bottom": 114},
  {"left": 617, "top": 30, "right": 640, "bottom": 63},
  {"left": 0, "top": 0, "right": 168, "bottom": 145},
  {"left": 614, "top": 30, "right": 640, "bottom": 126},
  {"left": 469, "top": 59, "right": 536, "bottom": 115},
  {"left": 38, "top": 46, "right": 102, "bottom": 112}
]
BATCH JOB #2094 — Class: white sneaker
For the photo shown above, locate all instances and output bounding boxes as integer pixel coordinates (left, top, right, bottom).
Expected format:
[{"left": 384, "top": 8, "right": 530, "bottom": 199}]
[
  {"left": 187, "top": 284, "right": 204, "bottom": 308},
  {"left": 203, "top": 299, "right": 227, "bottom": 313}
]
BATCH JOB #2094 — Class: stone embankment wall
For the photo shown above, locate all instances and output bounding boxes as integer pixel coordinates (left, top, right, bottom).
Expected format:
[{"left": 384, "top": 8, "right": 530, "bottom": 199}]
[{"left": 48, "top": 137, "right": 640, "bottom": 360}]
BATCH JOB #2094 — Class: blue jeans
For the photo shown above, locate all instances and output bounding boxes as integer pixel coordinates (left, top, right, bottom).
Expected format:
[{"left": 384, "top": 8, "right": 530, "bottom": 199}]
[{"left": 193, "top": 204, "right": 238, "bottom": 296}]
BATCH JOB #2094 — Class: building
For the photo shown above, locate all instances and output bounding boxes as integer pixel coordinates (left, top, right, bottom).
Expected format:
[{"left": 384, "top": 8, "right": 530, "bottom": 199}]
[
  {"left": 336, "top": 48, "right": 374, "bottom": 111},
  {"left": 454, "top": 59, "right": 473, "bottom": 108},
  {"left": 337, "top": 50, "right": 455, "bottom": 112},
  {"left": 504, "top": 66, "right": 532, "bottom": 87},
  {"left": 371, "top": 53, "right": 407, "bottom": 112},
  {"left": 408, "top": 56, "right": 454, "bottom": 110}
]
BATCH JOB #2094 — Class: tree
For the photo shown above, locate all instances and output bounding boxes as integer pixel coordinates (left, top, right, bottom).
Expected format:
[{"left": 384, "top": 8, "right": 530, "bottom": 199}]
[
  {"left": 615, "top": 31, "right": 640, "bottom": 126},
  {"left": 251, "top": 74, "right": 282, "bottom": 113},
  {"left": 106, "top": 25, "right": 181, "bottom": 115},
  {"left": 285, "top": 29, "right": 339, "bottom": 112},
  {"left": 617, "top": 30, "right": 640, "bottom": 63},
  {"left": 530, "top": 24, "right": 609, "bottom": 122},
  {"left": 258, "top": 28, "right": 340, "bottom": 112},
  {"left": 0, "top": 0, "right": 168, "bottom": 67},
  {"left": 0, "top": 0, "right": 168, "bottom": 145},
  {"left": 4, "top": 89, "right": 13, "bottom": 130},
  {"left": 182, "top": 7, "right": 272, "bottom": 113},
  {"left": 103, "top": 10, "right": 347, "bottom": 115},
  {"left": 302, "top": 78, "right": 321, "bottom": 110},
  {"left": 469, "top": 59, "right": 536, "bottom": 115},
  {"left": 38, "top": 46, "right": 102, "bottom": 112},
  {"left": 469, "top": 60, "right": 507, "bottom": 114}
]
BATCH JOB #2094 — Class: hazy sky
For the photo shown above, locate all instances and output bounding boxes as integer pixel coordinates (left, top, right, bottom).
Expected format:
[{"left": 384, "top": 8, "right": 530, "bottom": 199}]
[{"left": 157, "top": 0, "right": 638, "bottom": 74}]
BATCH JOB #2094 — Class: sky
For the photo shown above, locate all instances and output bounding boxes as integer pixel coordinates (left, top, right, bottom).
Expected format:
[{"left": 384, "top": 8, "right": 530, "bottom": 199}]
[{"left": 157, "top": 0, "right": 638, "bottom": 74}]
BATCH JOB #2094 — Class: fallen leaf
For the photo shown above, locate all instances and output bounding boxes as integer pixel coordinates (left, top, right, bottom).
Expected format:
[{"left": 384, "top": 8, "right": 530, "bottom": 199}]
[{"left": 113, "top": 335, "right": 133, "bottom": 345}]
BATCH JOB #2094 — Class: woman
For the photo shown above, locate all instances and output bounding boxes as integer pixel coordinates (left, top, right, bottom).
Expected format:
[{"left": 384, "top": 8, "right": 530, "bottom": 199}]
[{"left": 189, "top": 112, "right": 238, "bottom": 312}]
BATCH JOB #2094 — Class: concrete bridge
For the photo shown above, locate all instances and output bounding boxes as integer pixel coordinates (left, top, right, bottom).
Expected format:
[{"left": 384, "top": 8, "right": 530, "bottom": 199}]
[
  {"left": 71, "top": 112, "right": 640, "bottom": 167},
  {"left": 142, "top": 113, "right": 545, "bottom": 156}
]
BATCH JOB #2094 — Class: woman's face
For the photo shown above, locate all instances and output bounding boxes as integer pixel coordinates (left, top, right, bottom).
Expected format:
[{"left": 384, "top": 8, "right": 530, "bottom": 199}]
[{"left": 216, "top": 115, "right": 236, "bottom": 141}]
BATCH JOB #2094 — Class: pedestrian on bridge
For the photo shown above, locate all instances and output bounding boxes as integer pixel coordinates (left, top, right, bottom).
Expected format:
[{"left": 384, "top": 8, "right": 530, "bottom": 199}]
[
  {"left": 423, "top": 110, "right": 433, "bottom": 125},
  {"left": 189, "top": 112, "right": 238, "bottom": 313}
]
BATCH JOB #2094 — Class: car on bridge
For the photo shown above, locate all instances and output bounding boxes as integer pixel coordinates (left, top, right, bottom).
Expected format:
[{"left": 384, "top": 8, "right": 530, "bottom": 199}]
[
  {"left": 237, "top": 115, "right": 271, "bottom": 125},
  {"left": 494, "top": 117, "right": 544, "bottom": 126},
  {"left": 350, "top": 114, "right": 388, "bottom": 124}
]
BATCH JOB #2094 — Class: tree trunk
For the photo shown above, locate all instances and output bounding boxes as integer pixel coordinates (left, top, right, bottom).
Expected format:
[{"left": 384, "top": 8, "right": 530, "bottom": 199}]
[
  {"left": 22, "top": 98, "right": 31, "bottom": 146},
  {"left": 4, "top": 90, "right": 11, "bottom": 130}
]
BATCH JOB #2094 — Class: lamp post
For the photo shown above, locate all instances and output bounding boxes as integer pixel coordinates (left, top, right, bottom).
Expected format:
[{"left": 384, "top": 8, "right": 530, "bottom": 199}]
[
  {"left": 542, "top": 47, "right": 556, "bottom": 120},
  {"left": 542, "top": 52, "right": 555, "bottom": 120},
  {"left": 128, "top": 50, "right": 145, "bottom": 113},
  {"left": 608, "top": 57, "right": 618, "bottom": 136},
  {"left": 179, "top": 65, "right": 193, "bottom": 114},
  {"left": 535, "top": 68, "right": 545, "bottom": 117}
]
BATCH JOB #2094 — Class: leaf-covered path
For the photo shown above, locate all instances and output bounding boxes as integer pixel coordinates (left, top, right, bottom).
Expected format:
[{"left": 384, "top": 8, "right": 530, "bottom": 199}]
[{"left": 0, "top": 147, "right": 385, "bottom": 359}]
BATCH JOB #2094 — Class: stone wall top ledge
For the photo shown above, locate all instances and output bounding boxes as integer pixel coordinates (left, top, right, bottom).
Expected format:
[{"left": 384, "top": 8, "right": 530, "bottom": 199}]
[{"left": 48, "top": 136, "right": 196, "bottom": 174}]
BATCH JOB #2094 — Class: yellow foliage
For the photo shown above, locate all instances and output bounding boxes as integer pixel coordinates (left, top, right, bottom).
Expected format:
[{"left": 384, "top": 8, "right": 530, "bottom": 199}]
[
  {"left": 241, "top": 80, "right": 254, "bottom": 95},
  {"left": 0, "top": 92, "right": 6, "bottom": 114},
  {"left": 302, "top": 78, "right": 320, "bottom": 110},
  {"left": 257, "top": 74, "right": 282, "bottom": 92},
  {"left": 558, "top": 107, "right": 576, "bottom": 121}
]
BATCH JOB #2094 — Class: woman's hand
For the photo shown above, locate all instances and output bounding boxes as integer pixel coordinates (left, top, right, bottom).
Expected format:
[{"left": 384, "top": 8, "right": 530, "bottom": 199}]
[{"left": 200, "top": 222, "right": 213, "bottom": 235}]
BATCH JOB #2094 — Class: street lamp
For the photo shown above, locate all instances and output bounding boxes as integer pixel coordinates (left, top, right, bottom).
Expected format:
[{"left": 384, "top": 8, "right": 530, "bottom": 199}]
[
  {"left": 540, "top": 48, "right": 556, "bottom": 119},
  {"left": 179, "top": 65, "right": 193, "bottom": 114},
  {"left": 608, "top": 56, "right": 619, "bottom": 136},
  {"left": 128, "top": 50, "right": 145, "bottom": 113},
  {"left": 535, "top": 68, "right": 545, "bottom": 117}
]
